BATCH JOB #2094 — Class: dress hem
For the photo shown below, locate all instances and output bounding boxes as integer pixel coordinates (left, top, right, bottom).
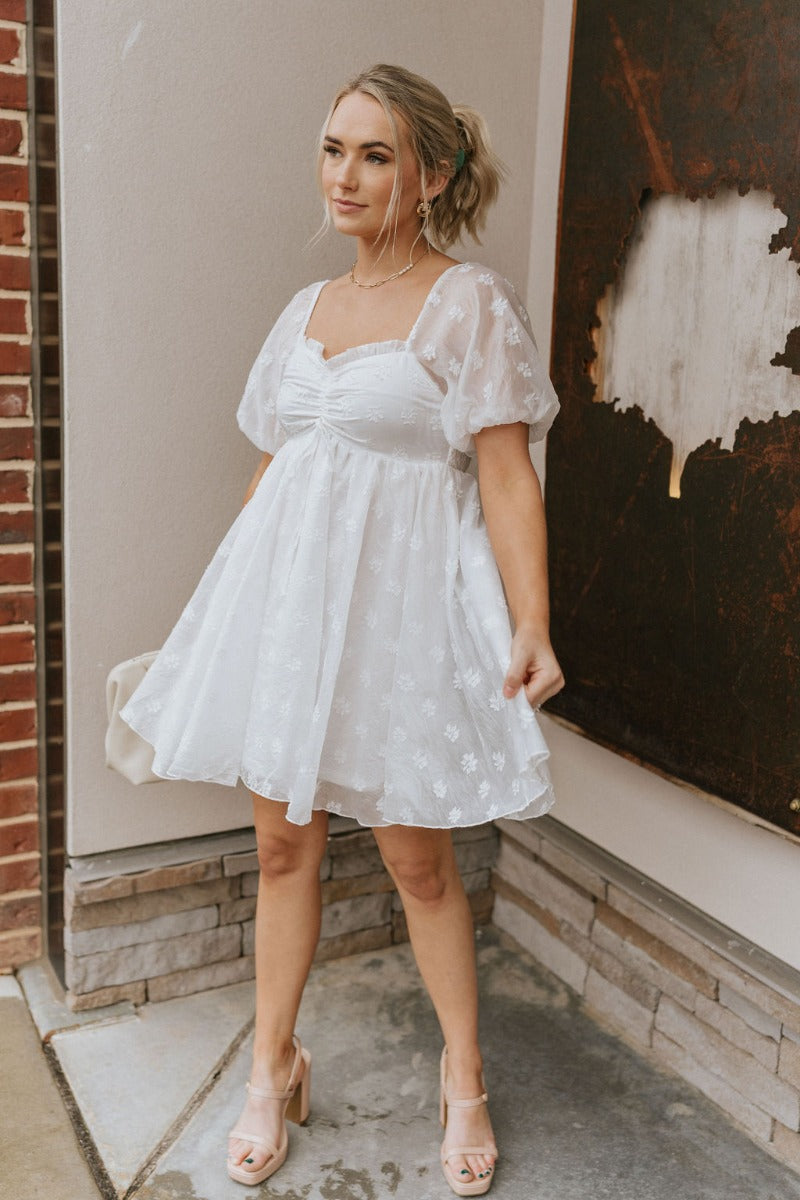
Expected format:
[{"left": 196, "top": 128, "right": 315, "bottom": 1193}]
[{"left": 136, "top": 752, "right": 555, "bottom": 830}]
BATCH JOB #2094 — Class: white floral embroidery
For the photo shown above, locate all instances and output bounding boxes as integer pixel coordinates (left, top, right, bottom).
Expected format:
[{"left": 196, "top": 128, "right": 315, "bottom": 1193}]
[
  {"left": 490, "top": 295, "right": 509, "bottom": 318},
  {"left": 448, "top": 805, "right": 463, "bottom": 821},
  {"left": 517, "top": 361, "right": 533, "bottom": 378},
  {"left": 422, "top": 342, "right": 437, "bottom": 361},
  {"left": 421, "top": 698, "right": 437, "bottom": 716},
  {"left": 477, "top": 272, "right": 495, "bottom": 285},
  {"left": 444, "top": 723, "right": 461, "bottom": 742},
  {"left": 433, "top": 780, "right": 448, "bottom": 799},
  {"left": 460, "top": 752, "right": 478, "bottom": 774},
  {"left": 463, "top": 667, "right": 482, "bottom": 688},
  {"left": 448, "top": 304, "right": 466, "bottom": 323},
  {"left": 504, "top": 325, "right": 521, "bottom": 347},
  {"left": 470, "top": 350, "right": 485, "bottom": 371},
  {"left": 492, "top": 751, "right": 506, "bottom": 771},
  {"left": 396, "top": 673, "right": 416, "bottom": 692},
  {"left": 412, "top": 749, "right": 429, "bottom": 769},
  {"left": 447, "top": 356, "right": 462, "bottom": 378}
]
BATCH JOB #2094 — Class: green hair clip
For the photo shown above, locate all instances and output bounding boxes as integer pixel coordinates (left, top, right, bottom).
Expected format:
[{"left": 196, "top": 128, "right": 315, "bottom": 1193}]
[{"left": 455, "top": 147, "right": 467, "bottom": 172}]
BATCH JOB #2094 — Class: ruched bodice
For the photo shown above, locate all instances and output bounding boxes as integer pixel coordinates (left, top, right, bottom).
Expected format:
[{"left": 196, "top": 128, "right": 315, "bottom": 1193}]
[
  {"left": 281, "top": 336, "right": 472, "bottom": 471},
  {"left": 119, "top": 262, "right": 561, "bottom": 829}
]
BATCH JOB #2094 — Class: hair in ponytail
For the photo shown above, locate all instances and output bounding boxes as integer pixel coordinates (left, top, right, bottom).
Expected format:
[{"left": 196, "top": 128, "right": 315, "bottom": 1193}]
[{"left": 314, "top": 64, "right": 506, "bottom": 252}]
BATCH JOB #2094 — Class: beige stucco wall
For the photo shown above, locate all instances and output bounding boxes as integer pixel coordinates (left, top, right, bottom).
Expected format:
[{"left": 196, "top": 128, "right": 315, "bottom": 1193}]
[{"left": 57, "top": 1, "right": 547, "bottom": 857}]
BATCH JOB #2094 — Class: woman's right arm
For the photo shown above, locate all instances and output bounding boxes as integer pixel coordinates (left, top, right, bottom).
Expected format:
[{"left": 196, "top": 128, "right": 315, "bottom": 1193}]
[{"left": 241, "top": 451, "right": 273, "bottom": 507}]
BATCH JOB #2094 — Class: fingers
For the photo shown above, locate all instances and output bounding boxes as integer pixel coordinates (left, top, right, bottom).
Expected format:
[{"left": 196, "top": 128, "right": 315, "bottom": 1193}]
[
  {"left": 503, "top": 636, "right": 533, "bottom": 699},
  {"left": 502, "top": 666, "right": 525, "bottom": 699}
]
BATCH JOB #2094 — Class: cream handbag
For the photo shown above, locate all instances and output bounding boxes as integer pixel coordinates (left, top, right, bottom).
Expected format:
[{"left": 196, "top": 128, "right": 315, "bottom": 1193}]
[{"left": 104, "top": 651, "right": 165, "bottom": 784}]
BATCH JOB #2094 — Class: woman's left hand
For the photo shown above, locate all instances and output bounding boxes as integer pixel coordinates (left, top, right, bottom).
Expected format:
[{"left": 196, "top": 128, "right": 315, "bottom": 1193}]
[{"left": 502, "top": 625, "right": 565, "bottom": 710}]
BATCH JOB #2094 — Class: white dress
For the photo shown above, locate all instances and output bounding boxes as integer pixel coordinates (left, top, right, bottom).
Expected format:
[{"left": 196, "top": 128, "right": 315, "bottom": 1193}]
[{"left": 119, "top": 261, "right": 561, "bottom": 828}]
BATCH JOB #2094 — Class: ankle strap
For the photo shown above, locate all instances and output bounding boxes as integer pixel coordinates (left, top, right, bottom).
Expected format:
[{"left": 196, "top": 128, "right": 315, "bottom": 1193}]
[
  {"left": 246, "top": 1081, "right": 295, "bottom": 1100},
  {"left": 445, "top": 1091, "right": 489, "bottom": 1109}
]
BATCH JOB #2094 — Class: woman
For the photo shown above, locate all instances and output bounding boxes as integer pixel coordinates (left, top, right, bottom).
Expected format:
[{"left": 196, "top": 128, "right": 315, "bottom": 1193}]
[{"left": 120, "top": 64, "right": 564, "bottom": 1196}]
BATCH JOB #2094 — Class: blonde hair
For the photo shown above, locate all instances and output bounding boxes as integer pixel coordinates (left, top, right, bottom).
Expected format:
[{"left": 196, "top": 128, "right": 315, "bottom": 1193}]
[{"left": 313, "top": 63, "right": 506, "bottom": 252}]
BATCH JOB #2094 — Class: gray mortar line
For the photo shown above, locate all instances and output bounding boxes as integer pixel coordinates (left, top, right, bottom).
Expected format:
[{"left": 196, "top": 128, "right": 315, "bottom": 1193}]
[{"left": 42, "top": 1040, "right": 119, "bottom": 1200}]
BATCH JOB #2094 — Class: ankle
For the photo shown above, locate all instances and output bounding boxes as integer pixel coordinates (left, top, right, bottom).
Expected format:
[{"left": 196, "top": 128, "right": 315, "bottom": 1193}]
[
  {"left": 250, "top": 1036, "right": 296, "bottom": 1078},
  {"left": 445, "top": 1047, "right": 485, "bottom": 1093}
]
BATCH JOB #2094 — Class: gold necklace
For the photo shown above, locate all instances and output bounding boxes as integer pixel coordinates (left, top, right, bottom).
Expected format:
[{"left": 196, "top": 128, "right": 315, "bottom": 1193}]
[{"left": 349, "top": 250, "right": 427, "bottom": 289}]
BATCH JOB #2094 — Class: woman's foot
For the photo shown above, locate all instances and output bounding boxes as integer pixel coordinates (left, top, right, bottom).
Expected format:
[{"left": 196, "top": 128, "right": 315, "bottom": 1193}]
[
  {"left": 441, "top": 1051, "right": 498, "bottom": 1187},
  {"left": 227, "top": 1040, "right": 300, "bottom": 1178}
]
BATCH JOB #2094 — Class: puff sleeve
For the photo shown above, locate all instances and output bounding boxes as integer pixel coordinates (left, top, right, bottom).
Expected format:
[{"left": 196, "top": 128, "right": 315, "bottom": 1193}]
[
  {"left": 430, "top": 267, "right": 560, "bottom": 457},
  {"left": 235, "top": 284, "right": 316, "bottom": 454}
]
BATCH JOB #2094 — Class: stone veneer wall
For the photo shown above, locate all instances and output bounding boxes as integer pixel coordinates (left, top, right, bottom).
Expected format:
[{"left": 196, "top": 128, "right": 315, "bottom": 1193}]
[
  {"left": 63, "top": 818, "right": 495, "bottom": 1011},
  {"left": 491, "top": 815, "right": 800, "bottom": 1177}
]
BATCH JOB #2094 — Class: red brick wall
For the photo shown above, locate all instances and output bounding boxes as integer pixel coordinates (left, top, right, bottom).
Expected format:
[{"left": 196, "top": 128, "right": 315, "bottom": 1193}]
[{"left": 0, "top": 0, "right": 50, "bottom": 971}]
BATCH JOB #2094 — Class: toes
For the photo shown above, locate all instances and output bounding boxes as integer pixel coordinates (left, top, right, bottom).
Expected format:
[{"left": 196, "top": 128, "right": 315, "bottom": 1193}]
[
  {"left": 228, "top": 1139, "right": 266, "bottom": 1171},
  {"left": 466, "top": 1154, "right": 485, "bottom": 1180},
  {"left": 227, "top": 1137, "right": 246, "bottom": 1166},
  {"left": 451, "top": 1154, "right": 474, "bottom": 1182}
]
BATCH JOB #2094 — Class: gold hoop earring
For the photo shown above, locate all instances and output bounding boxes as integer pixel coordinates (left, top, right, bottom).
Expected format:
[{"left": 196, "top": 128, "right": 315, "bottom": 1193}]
[{"left": 416, "top": 198, "right": 432, "bottom": 217}]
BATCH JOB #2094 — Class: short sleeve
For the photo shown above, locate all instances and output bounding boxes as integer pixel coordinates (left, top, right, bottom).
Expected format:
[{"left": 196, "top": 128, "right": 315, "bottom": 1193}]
[
  {"left": 426, "top": 266, "right": 560, "bottom": 457},
  {"left": 235, "top": 284, "right": 318, "bottom": 454}
]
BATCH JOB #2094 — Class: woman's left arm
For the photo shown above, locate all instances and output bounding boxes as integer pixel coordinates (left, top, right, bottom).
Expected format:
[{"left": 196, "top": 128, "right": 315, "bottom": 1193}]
[{"left": 474, "top": 421, "right": 565, "bottom": 709}]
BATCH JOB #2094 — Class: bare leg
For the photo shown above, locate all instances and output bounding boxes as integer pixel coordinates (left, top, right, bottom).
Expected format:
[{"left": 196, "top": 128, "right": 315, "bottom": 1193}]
[
  {"left": 373, "top": 825, "right": 497, "bottom": 1185},
  {"left": 228, "top": 795, "right": 328, "bottom": 1177}
]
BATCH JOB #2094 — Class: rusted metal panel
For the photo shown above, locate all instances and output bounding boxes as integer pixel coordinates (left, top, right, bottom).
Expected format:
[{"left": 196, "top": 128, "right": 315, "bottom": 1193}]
[{"left": 546, "top": 0, "right": 800, "bottom": 834}]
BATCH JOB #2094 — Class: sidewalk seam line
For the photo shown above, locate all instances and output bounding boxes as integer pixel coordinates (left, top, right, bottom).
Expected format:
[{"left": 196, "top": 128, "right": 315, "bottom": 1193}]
[{"left": 122, "top": 1014, "right": 256, "bottom": 1199}]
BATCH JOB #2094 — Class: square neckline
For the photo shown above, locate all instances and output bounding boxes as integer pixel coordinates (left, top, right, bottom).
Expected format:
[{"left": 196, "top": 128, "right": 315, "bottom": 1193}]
[{"left": 301, "top": 261, "right": 471, "bottom": 367}]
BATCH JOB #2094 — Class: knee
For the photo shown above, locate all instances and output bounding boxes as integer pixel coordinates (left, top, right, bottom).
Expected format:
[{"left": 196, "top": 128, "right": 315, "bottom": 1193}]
[
  {"left": 256, "top": 833, "right": 321, "bottom": 882},
  {"left": 386, "top": 854, "right": 449, "bottom": 905}
]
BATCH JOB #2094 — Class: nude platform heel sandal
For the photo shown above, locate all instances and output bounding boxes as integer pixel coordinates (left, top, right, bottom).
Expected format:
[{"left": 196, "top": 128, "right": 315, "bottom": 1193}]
[
  {"left": 227, "top": 1034, "right": 311, "bottom": 1186},
  {"left": 439, "top": 1046, "right": 497, "bottom": 1197}
]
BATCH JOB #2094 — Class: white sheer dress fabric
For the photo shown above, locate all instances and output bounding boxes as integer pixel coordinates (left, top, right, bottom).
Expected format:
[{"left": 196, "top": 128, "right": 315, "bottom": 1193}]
[{"left": 119, "top": 261, "right": 561, "bottom": 828}]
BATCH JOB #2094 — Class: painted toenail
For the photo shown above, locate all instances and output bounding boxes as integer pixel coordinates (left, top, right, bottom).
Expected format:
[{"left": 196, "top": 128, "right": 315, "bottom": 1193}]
[
  {"left": 244, "top": 1157, "right": 254, "bottom": 1164},
  {"left": 460, "top": 1169, "right": 471, "bottom": 1176}
]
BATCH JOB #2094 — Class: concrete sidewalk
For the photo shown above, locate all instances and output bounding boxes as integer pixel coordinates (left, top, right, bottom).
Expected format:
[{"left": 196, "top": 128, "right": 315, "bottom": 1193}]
[
  {"left": 6, "top": 928, "right": 800, "bottom": 1200},
  {"left": 0, "top": 976, "right": 102, "bottom": 1200}
]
